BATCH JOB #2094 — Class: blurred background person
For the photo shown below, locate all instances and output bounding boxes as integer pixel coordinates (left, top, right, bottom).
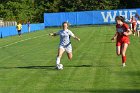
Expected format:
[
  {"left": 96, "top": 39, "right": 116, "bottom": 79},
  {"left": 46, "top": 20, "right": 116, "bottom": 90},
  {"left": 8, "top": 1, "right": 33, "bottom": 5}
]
[{"left": 16, "top": 22, "right": 22, "bottom": 37}]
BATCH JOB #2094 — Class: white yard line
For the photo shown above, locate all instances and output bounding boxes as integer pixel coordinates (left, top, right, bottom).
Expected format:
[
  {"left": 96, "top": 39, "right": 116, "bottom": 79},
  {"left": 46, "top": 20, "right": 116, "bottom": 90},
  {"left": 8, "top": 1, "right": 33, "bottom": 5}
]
[{"left": 0, "top": 34, "right": 49, "bottom": 49}]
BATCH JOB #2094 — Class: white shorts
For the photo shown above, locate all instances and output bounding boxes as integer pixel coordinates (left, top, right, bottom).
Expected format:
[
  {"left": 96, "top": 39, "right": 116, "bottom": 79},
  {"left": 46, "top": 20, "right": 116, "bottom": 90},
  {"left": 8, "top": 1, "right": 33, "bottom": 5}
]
[{"left": 59, "top": 44, "right": 72, "bottom": 53}]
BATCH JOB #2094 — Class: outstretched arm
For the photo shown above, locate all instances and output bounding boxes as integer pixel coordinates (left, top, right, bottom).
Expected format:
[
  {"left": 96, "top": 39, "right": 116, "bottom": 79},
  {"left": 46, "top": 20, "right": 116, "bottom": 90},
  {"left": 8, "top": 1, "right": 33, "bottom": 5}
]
[
  {"left": 73, "top": 36, "right": 80, "bottom": 41},
  {"left": 111, "top": 32, "right": 118, "bottom": 41},
  {"left": 69, "top": 31, "right": 80, "bottom": 41},
  {"left": 49, "top": 32, "right": 59, "bottom": 36}
]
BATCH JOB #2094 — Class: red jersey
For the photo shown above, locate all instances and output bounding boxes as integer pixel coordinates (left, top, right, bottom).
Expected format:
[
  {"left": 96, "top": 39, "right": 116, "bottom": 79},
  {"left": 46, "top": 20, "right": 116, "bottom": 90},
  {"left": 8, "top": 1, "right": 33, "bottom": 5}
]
[
  {"left": 116, "top": 23, "right": 129, "bottom": 37},
  {"left": 130, "top": 18, "right": 137, "bottom": 24},
  {"left": 130, "top": 18, "right": 137, "bottom": 28},
  {"left": 116, "top": 23, "right": 130, "bottom": 46}
]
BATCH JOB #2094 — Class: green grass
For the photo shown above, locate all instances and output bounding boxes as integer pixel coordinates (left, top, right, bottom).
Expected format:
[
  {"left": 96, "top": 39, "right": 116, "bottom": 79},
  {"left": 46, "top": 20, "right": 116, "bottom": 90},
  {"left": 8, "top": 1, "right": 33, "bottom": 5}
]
[{"left": 0, "top": 25, "right": 140, "bottom": 93}]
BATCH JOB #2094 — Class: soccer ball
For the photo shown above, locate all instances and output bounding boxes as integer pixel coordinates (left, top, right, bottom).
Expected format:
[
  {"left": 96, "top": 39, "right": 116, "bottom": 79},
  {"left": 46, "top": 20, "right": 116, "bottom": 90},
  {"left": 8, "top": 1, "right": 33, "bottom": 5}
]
[{"left": 57, "top": 64, "right": 63, "bottom": 70}]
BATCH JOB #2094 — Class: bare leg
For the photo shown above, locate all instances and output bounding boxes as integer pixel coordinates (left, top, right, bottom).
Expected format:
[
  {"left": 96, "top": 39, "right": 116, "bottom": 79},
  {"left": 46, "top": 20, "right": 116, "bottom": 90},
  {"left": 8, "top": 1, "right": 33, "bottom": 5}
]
[
  {"left": 133, "top": 25, "right": 137, "bottom": 36},
  {"left": 116, "top": 46, "right": 121, "bottom": 56},
  {"left": 137, "top": 31, "right": 140, "bottom": 37},
  {"left": 67, "top": 52, "right": 73, "bottom": 60},
  {"left": 56, "top": 48, "right": 65, "bottom": 65},
  {"left": 132, "top": 29, "right": 135, "bottom": 36},
  {"left": 121, "top": 43, "right": 128, "bottom": 67}
]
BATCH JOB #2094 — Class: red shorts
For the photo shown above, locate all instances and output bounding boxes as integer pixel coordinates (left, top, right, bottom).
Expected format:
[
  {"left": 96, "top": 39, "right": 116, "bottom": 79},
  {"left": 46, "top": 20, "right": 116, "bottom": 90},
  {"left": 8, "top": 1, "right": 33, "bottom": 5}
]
[{"left": 116, "top": 36, "right": 130, "bottom": 46}]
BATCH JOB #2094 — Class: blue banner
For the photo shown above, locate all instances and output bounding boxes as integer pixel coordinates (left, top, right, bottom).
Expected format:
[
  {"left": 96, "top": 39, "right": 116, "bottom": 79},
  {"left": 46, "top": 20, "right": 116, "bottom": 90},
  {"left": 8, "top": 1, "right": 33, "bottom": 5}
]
[
  {"left": 44, "top": 8, "right": 140, "bottom": 26},
  {"left": 0, "top": 23, "right": 44, "bottom": 38}
]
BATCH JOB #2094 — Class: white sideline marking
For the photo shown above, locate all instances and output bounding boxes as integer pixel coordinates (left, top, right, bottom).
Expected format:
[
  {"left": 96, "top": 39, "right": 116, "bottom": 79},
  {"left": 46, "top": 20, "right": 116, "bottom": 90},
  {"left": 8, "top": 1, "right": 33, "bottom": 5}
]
[{"left": 0, "top": 34, "right": 49, "bottom": 49}]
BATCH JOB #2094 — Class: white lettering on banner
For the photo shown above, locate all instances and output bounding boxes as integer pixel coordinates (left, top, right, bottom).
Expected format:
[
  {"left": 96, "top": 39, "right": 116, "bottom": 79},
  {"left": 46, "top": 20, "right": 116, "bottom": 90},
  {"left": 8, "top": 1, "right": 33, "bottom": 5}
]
[
  {"left": 101, "top": 10, "right": 137, "bottom": 23},
  {"left": 119, "top": 11, "right": 128, "bottom": 19},
  {"left": 129, "top": 10, "right": 137, "bottom": 18},
  {"left": 101, "top": 11, "right": 117, "bottom": 22}
]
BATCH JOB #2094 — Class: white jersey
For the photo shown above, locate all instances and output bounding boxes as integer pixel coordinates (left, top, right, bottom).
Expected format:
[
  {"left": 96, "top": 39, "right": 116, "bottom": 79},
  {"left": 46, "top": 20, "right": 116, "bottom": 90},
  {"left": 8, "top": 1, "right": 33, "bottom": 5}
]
[
  {"left": 137, "top": 20, "right": 140, "bottom": 31},
  {"left": 137, "top": 20, "right": 140, "bottom": 26},
  {"left": 57, "top": 29, "right": 75, "bottom": 47}
]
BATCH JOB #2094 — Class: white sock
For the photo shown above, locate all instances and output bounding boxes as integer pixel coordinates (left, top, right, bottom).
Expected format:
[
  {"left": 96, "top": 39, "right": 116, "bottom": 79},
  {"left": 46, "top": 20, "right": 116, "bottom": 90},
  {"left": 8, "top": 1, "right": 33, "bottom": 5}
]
[{"left": 56, "top": 57, "right": 60, "bottom": 65}]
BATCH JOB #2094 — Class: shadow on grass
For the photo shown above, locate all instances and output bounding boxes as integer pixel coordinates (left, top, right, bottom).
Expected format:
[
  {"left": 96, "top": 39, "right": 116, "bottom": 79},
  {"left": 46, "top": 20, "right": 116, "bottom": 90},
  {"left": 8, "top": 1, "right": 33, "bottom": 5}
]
[
  {"left": 65, "top": 64, "right": 116, "bottom": 68},
  {"left": 16, "top": 66, "right": 55, "bottom": 69},
  {"left": 66, "top": 89, "right": 140, "bottom": 93},
  {"left": 0, "top": 64, "right": 120, "bottom": 70},
  {"left": 0, "top": 66, "right": 55, "bottom": 70},
  {"left": 66, "top": 64, "right": 93, "bottom": 67}
]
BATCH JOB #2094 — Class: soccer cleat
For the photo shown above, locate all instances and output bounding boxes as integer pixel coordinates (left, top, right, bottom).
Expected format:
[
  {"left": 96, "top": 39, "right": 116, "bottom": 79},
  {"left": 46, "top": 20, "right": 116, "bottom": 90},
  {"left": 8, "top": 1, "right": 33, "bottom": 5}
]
[
  {"left": 55, "top": 64, "right": 63, "bottom": 70},
  {"left": 122, "top": 63, "right": 126, "bottom": 67},
  {"left": 133, "top": 34, "right": 135, "bottom": 36}
]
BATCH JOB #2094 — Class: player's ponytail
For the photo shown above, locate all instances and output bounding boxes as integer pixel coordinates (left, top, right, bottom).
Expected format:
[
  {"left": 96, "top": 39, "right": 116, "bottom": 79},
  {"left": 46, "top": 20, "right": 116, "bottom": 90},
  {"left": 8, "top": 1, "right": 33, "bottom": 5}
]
[{"left": 120, "top": 16, "right": 125, "bottom": 22}]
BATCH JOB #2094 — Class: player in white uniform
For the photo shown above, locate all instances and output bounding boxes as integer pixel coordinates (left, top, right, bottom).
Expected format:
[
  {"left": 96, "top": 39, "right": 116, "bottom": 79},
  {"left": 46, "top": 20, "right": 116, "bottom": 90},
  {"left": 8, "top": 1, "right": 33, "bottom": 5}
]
[
  {"left": 49, "top": 22, "right": 80, "bottom": 69},
  {"left": 136, "top": 17, "right": 140, "bottom": 37}
]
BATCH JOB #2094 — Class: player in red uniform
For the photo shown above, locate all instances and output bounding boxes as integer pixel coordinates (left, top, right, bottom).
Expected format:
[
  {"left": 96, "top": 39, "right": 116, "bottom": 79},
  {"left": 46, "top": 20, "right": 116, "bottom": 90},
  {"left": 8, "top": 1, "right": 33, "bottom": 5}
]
[
  {"left": 130, "top": 16, "right": 137, "bottom": 36},
  {"left": 111, "top": 16, "right": 132, "bottom": 67}
]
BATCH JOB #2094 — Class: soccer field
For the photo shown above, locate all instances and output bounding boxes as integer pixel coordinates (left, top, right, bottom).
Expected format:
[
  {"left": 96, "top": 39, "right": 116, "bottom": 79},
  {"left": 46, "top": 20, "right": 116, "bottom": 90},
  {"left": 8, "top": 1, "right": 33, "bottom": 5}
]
[{"left": 0, "top": 25, "right": 140, "bottom": 93}]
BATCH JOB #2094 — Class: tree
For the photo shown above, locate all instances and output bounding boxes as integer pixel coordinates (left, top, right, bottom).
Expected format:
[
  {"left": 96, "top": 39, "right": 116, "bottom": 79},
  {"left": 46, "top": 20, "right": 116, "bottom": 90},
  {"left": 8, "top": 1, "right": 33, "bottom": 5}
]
[
  {"left": 119, "top": 0, "right": 140, "bottom": 9},
  {"left": 0, "top": 0, "right": 35, "bottom": 22},
  {"left": 0, "top": 0, "right": 139, "bottom": 23}
]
